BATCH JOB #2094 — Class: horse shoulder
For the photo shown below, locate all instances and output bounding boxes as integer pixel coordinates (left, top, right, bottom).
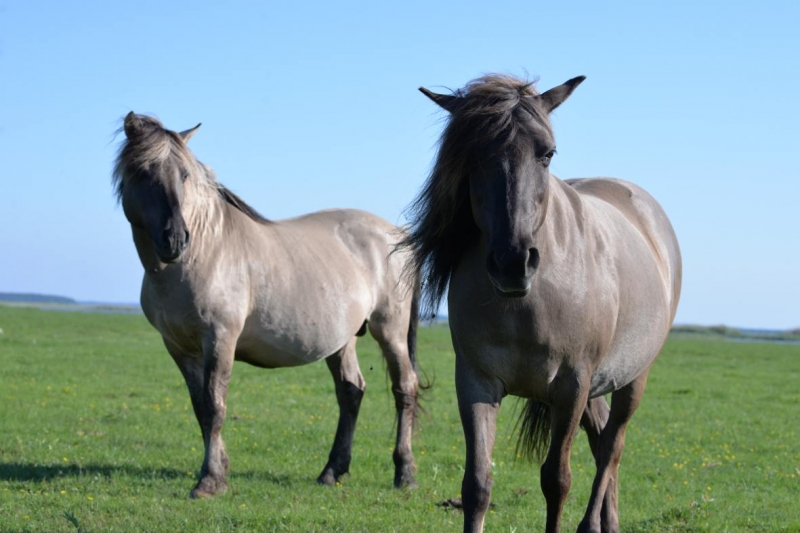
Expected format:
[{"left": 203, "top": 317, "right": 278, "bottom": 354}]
[{"left": 566, "top": 177, "right": 680, "bottom": 293}]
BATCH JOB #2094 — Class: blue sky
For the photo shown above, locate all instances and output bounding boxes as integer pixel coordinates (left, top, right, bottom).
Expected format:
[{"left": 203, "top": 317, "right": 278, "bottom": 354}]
[{"left": 1, "top": 0, "right": 798, "bottom": 329}]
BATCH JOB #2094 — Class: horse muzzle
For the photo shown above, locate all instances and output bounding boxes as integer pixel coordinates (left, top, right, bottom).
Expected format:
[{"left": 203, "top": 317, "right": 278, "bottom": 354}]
[
  {"left": 156, "top": 228, "right": 191, "bottom": 263},
  {"left": 486, "top": 247, "right": 539, "bottom": 298}
]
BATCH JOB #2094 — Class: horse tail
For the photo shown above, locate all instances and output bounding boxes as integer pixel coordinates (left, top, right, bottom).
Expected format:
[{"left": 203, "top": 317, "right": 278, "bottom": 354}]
[
  {"left": 407, "top": 277, "right": 431, "bottom": 423},
  {"left": 407, "top": 278, "right": 421, "bottom": 376},
  {"left": 515, "top": 399, "right": 551, "bottom": 462}
]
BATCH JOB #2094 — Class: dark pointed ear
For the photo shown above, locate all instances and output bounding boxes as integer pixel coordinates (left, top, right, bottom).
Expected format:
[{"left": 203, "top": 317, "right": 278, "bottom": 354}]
[
  {"left": 123, "top": 112, "right": 143, "bottom": 139},
  {"left": 419, "top": 87, "right": 461, "bottom": 113},
  {"left": 179, "top": 123, "right": 202, "bottom": 143},
  {"left": 536, "top": 76, "right": 586, "bottom": 113}
]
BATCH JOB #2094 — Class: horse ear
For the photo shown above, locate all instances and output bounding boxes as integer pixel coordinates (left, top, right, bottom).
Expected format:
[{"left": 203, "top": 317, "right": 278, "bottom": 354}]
[
  {"left": 536, "top": 76, "right": 586, "bottom": 113},
  {"left": 123, "top": 112, "right": 143, "bottom": 139},
  {"left": 419, "top": 87, "right": 461, "bottom": 113},
  {"left": 179, "top": 123, "right": 202, "bottom": 143}
]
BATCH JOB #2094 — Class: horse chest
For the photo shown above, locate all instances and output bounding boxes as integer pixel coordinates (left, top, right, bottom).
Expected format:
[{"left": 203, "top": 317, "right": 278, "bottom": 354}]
[
  {"left": 140, "top": 272, "right": 241, "bottom": 352},
  {"left": 449, "top": 252, "right": 620, "bottom": 397}
]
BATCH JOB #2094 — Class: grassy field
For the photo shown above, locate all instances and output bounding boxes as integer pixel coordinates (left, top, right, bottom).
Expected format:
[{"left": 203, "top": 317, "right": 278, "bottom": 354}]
[{"left": 1, "top": 305, "right": 798, "bottom": 532}]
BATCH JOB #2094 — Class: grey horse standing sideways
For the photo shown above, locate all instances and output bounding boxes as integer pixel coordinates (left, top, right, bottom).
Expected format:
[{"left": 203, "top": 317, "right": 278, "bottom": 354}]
[
  {"left": 113, "top": 113, "right": 422, "bottom": 498},
  {"left": 402, "top": 74, "right": 681, "bottom": 533}
]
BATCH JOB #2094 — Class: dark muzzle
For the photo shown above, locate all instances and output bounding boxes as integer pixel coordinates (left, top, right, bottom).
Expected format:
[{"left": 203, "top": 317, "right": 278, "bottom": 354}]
[
  {"left": 486, "top": 247, "right": 540, "bottom": 298},
  {"left": 156, "top": 227, "right": 190, "bottom": 263}
]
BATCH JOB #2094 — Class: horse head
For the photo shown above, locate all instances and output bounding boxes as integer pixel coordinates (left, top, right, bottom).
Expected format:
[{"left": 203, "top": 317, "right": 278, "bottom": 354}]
[
  {"left": 420, "top": 75, "right": 584, "bottom": 297},
  {"left": 116, "top": 112, "right": 201, "bottom": 264}
]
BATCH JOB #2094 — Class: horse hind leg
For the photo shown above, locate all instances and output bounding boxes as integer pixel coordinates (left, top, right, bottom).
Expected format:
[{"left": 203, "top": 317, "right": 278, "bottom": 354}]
[
  {"left": 317, "top": 337, "right": 365, "bottom": 486},
  {"left": 578, "top": 371, "right": 650, "bottom": 533},
  {"left": 369, "top": 320, "right": 420, "bottom": 488},
  {"left": 540, "top": 370, "right": 591, "bottom": 533},
  {"left": 580, "top": 396, "right": 617, "bottom": 533}
]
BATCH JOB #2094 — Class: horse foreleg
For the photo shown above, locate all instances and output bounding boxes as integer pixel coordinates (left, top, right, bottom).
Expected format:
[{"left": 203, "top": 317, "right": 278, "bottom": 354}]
[
  {"left": 166, "top": 343, "right": 207, "bottom": 443},
  {"left": 578, "top": 371, "right": 649, "bottom": 533},
  {"left": 190, "top": 332, "right": 236, "bottom": 499},
  {"left": 580, "top": 396, "right": 617, "bottom": 532},
  {"left": 541, "top": 370, "right": 590, "bottom": 533},
  {"left": 456, "top": 355, "right": 502, "bottom": 533},
  {"left": 317, "top": 338, "right": 365, "bottom": 486}
]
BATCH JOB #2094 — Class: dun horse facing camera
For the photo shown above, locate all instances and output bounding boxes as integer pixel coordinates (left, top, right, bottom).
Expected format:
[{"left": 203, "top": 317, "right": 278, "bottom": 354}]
[
  {"left": 402, "top": 75, "right": 681, "bottom": 533},
  {"left": 113, "top": 113, "right": 422, "bottom": 498}
]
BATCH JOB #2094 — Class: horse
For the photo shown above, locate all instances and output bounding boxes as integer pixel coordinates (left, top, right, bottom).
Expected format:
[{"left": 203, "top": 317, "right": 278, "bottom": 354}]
[
  {"left": 402, "top": 75, "right": 681, "bottom": 533},
  {"left": 113, "top": 112, "right": 422, "bottom": 498}
]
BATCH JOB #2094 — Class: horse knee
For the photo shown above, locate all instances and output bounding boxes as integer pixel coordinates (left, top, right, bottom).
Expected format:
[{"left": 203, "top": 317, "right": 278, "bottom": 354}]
[
  {"left": 540, "top": 459, "right": 571, "bottom": 503},
  {"left": 463, "top": 471, "right": 493, "bottom": 512}
]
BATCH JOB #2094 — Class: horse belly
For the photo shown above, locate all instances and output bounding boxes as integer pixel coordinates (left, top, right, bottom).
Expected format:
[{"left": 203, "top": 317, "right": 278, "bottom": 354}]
[
  {"left": 236, "top": 290, "right": 370, "bottom": 368},
  {"left": 234, "top": 341, "right": 329, "bottom": 368},
  {"left": 239, "top": 321, "right": 357, "bottom": 367},
  {"left": 588, "top": 325, "right": 667, "bottom": 398},
  {"left": 589, "top": 260, "right": 672, "bottom": 397}
]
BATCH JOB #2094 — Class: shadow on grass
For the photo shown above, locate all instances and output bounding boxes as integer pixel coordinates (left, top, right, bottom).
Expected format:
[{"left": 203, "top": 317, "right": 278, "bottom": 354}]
[
  {"left": 0, "top": 462, "right": 186, "bottom": 482},
  {"left": 0, "top": 461, "right": 296, "bottom": 487}
]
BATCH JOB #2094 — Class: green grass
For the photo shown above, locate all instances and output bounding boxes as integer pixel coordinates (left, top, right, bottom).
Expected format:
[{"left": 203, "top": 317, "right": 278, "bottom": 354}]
[{"left": 1, "top": 305, "right": 798, "bottom": 532}]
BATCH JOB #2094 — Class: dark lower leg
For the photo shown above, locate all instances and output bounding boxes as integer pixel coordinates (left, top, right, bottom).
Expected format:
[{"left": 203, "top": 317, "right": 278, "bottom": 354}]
[{"left": 318, "top": 340, "right": 365, "bottom": 485}]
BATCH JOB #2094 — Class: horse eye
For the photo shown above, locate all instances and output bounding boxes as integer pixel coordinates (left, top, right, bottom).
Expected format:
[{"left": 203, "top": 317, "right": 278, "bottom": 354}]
[{"left": 540, "top": 149, "right": 556, "bottom": 166}]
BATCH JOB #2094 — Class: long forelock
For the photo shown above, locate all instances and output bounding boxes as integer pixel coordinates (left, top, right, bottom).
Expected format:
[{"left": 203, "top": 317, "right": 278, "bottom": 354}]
[
  {"left": 112, "top": 115, "right": 272, "bottom": 227},
  {"left": 451, "top": 75, "right": 551, "bottom": 160},
  {"left": 112, "top": 116, "right": 215, "bottom": 203}
]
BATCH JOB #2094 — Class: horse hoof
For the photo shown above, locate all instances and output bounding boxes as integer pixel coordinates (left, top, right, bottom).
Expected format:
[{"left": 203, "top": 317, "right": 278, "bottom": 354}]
[
  {"left": 189, "top": 477, "right": 229, "bottom": 499},
  {"left": 395, "top": 479, "right": 419, "bottom": 490},
  {"left": 394, "top": 474, "right": 418, "bottom": 489},
  {"left": 316, "top": 470, "right": 338, "bottom": 486},
  {"left": 394, "top": 465, "right": 418, "bottom": 489}
]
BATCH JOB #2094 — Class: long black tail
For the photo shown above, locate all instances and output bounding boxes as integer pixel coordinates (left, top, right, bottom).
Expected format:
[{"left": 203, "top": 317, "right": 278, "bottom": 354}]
[
  {"left": 407, "top": 279, "right": 431, "bottom": 425},
  {"left": 515, "top": 399, "right": 551, "bottom": 462},
  {"left": 407, "top": 279, "right": 421, "bottom": 377}
]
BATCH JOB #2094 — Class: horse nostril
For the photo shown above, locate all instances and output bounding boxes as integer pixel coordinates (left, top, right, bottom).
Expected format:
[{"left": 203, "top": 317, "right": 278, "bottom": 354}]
[
  {"left": 488, "top": 248, "right": 532, "bottom": 279},
  {"left": 183, "top": 230, "right": 191, "bottom": 249},
  {"left": 528, "top": 248, "right": 540, "bottom": 270}
]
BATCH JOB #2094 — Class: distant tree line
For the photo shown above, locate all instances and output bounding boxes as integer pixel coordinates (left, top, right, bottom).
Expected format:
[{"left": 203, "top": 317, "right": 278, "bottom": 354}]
[
  {"left": 0, "top": 293, "right": 77, "bottom": 305},
  {"left": 671, "top": 324, "right": 800, "bottom": 342}
]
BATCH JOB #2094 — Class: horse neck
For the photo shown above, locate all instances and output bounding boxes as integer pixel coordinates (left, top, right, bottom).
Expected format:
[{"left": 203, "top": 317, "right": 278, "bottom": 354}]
[
  {"left": 536, "top": 174, "right": 586, "bottom": 256},
  {"left": 181, "top": 177, "right": 227, "bottom": 257}
]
